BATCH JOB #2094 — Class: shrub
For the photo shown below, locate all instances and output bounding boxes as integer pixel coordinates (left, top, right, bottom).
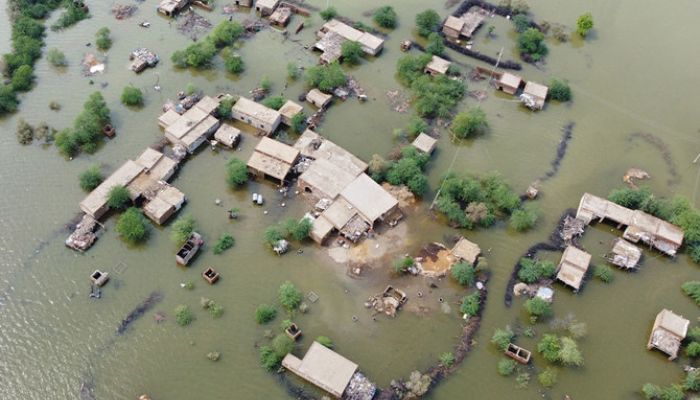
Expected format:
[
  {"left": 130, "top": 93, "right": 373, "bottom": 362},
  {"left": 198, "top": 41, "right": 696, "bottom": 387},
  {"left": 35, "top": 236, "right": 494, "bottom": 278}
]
[
  {"left": 374, "top": 6, "right": 397, "bottom": 29},
  {"left": 316, "top": 336, "right": 334, "bottom": 348},
  {"left": 11, "top": 64, "right": 34, "bottom": 91},
  {"left": 439, "top": 352, "right": 455, "bottom": 367},
  {"left": 286, "top": 62, "right": 300, "bottom": 80},
  {"left": 272, "top": 334, "right": 294, "bottom": 356},
  {"left": 255, "top": 304, "right": 277, "bottom": 324},
  {"left": 341, "top": 41, "right": 363, "bottom": 65},
  {"left": 451, "top": 262, "right": 475, "bottom": 286},
  {"left": 384, "top": 146, "right": 430, "bottom": 196},
  {"left": 171, "top": 215, "right": 196, "bottom": 245},
  {"left": 79, "top": 166, "right": 103, "bottom": 191},
  {"left": 538, "top": 367, "right": 558, "bottom": 388},
  {"left": 549, "top": 79, "right": 572, "bottom": 102},
  {"left": 393, "top": 256, "right": 414, "bottom": 274},
  {"left": 558, "top": 337, "right": 584, "bottom": 366},
  {"left": 260, "top": 345, "right": 282, "bottom": 370},
  {"left": 116, "top": 208, "right": 149, "bottom": 244},
  {"left": 51, "top": 2, "right": 89, "bottom": 31},
  {"left": 451, "top": 108, "right": 488, "bottom": 139},
  {"left": 218, "top": 97, "right": 234, "bottom": 119},
  {"left": 95, "top": 27, "right": 112, "bottom": 51},
  {"left": 425, "top": 32, "right": 445, "bottom": 56},
  {"left": 594, "top": 264, "right": 614, "bottom": 283},
  {"left": 460, "top": 293, "right": 480, "bottom": 316},
  {"left": 491, "top": 327, "right": 514, "bottom": 352},
  {"left": 682, "top": 281, "right": 700, "bottom": 306},
  {"left": 524, "top": 297, "right": 551, "bottom": 320},
  {"left": 516, "top": 372, "right": 531, "bottom": 388},
  {"left": 306, "top": 62, "right": 346, "bottom": 92},
  {"left": 262, "top": 96, "right": 285, "bottom": 110},
  {"left": 686, "top": 342, "right": 700, "bottom": 358},
  {"left": 283, "top": 218, "right": 312, "bottom": 241},
  {"left": 406, "top": 117, "right": 428, "bottom": 139},
  {"left": 290, "top": 112, "right": 306, "bottom": 134},
  {"left": 518, "top": 28, "right": 547, "bottom": 61},
  {"left": 416, "top": 9, "right": 441, "bottom": 37},
  {"left": 226, "top": 158, "right": 248, "bottom": 188},
  {"left": 222, "top": 47, "right": 244, "bottom": 74},
  {"left": 107, "top": 186, "right": 131, "bottom": 210},
  {"left": 537, "top": 334, "right": 561, "bottom": 362},
  {"left": 121, "top": 86, "right": 143, "bottom": 107},
  {"left": 0, "top": 85, "right": 19, "bottom": 115},
  {"left": 175, "top": 305, "right": 194, "bottom": 326},
  {"left": 47, "top": 48, "right": 67, "bottom": 67},
  {"left": 55, "top": 92, "right": 111, "bottom": 157},
  {"left": 576, "top": 13, "right": 594, "bottom": 37},
  {"left": 684, "top": 369, "right": 700, "bottom": 391},
  {"left": 16, "top": 118, "right": 34, "bottom": 145},
  {"left": 210, "top": 21, "right": 244, "bottom": 47},
  {"left": 171, "top": 40, "right": 217, "bottom": 69},
  {"left": 320, "top": 7, "right": 337, "bottom": 21},
  {"left": 497, "top": 358, "right": 516, "bottom": 376},
  {"left": 261, "top": 76, "right": 272, "bottom": 92},
  {"left": 509, "top": 205, "right": 539, "bottom": 231},
  {"left": 517, "top": 258, "right": 556, "bottom": 283},
  {"left": 278, "top": 281, "right": 302, "bottom": 311},
  {"left": 264, "top": 226, "right": 284, "bottom": 246},
  {"left": 513, "top": 14, "right": 530, "bottom": 33},
  {"left": 213, "top": 233, "right": 235, "bottom": 254}
]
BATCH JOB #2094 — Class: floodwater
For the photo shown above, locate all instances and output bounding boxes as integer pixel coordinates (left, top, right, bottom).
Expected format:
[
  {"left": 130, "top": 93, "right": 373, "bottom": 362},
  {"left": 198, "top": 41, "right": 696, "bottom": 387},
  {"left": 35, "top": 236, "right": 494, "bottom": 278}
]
[{"left": 0, "top": 0, "right": 698, "bottom": 399}]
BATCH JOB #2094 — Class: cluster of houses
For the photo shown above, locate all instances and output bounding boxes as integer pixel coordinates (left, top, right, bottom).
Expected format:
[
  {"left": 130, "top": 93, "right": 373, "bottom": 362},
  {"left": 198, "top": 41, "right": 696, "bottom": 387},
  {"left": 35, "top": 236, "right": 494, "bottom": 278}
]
[
  {"left": 314, "top": 19, "right": 385, "bottom": 64},
  {"left": 493, "top": 71, "right": 549, "bottom": 110},
  {"left": 442, "top": 7, "right": 488, "bottom": 41}
]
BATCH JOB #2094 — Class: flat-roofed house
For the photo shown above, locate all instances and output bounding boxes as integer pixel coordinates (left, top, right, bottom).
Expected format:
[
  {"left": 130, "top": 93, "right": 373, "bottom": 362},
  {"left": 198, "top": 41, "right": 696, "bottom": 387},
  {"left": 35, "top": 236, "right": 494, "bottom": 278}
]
[
  {"left": 134, "top": 148, "right": 178, "bottom": 183},
  {"left": 158, "top": 109, "right": 181, "bottom": 129},
  {"left": 306, "top": 89, "right": 333, "bottom": 109},
  {"left": 496, "top": 72, "right": 523, "bottom": 95},
  {"left": 576, "top": 192, "right": 634, "bottom": 226},
  {"left": 255, "top": 0, "right": 279, "bottom": 15},
  {"left": 143, "top": 185, "right": 186, "bottom": 225},
  {"left": 647, "top": 309, "right": 689, "bottom": 360},
  {"left": 339, "top": 174, "right": 399, "bottom": 228},
  {"left": 162, "top": 98, "right": 221, "bottom": 154},
  {"left": 556, "top": 245, "right": 591, "bottom": 291},
  {"left": 411, "top": 133, "right": 437, "bottom": 154},
  {"left": 213, "top": 124, "right": 241, "bottom": 148},
  {"left": 460, "top": 8, "right": 486, "bottom": 37},
  {"left": 282, "top": 341, "right": 359, "bottom": 399},
  {"left": 424, "top": 55, "right": 451, "bottom": 76},
  {"left": 609, "top": 238, "right": 642, "bottom": 269},
  {"left": 310, "top": 215, "right": 335, "bottom": 244},
  {"left": 521, "top": 81, "right": 548, "bottom": 110},
  {"left": 442, "top": 16, "right": 465, "bottom": 40},
  {"left": 315, "top": 20, "right": 384, "bottom": 60},
  {"left": 247, "top": 137, "right": 300, "bottom": 184},
  {"left": 357, "top": 32, "right": 384, "bottom": 56},
  {"left": 269, "top": 6, "right": 292, "bottom": 27},
  {"left": 158, "top": 0, "right": 188, "bottom": 16},
  {"left": 278, "top": 100, "right": 304, "bottom": 126},
  {"left": 80, "top": 160, "right": 145, "bottom": 219},
  {"left": 450, "top": 236, "right": 481, "bottom": 265},
  {"left": 298, "top": 158, "right": 360, "bottom": 200},
  {"left": 231, "top": 97, "right": 282, "bottom": 135},
  {"left": 623, "top": 210, "right": 684, "bottom": 256},
  {"left": 294, "top": 129, "right": 367, "bottom": 176}
]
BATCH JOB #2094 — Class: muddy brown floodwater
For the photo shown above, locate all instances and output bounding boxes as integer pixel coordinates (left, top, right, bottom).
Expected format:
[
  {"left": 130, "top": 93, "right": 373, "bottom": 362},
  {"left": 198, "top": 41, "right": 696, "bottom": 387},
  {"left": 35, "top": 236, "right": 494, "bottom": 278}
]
[{"left": 0, "top": 0, "right": 699, "bottom": 399}]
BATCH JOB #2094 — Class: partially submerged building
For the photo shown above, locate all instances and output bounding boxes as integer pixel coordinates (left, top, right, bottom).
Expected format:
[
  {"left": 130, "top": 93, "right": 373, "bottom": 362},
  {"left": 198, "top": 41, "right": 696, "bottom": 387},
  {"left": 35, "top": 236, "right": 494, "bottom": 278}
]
[
  {"left": 143, "top": 184, "right": 186, "bottom": 225},
  {"left": 213, "top": 123, "right": 241, "bottom": 148},
  {"left": 496, "top": 72, "right": 522, "bottom": 95},
  {"left": 450, "top": 236, "right": 481, "bottom": 265},
  {"left": 520, "top": 81, "right": 548, "bottom": 110},
  {"left": 231, "top": 96, "right": 282, "bottom": 135},
  {"left": 278, "top": 100, "right": 304, "bottom": 126},
  {"left": 157, "top": 0, "right": 188, "bottom": 16},
  {"left": 340, "top": 174, "right": 400, "bottom": 228},
  {"left": 80, "top": 160, "right": 145, "bottom": 219},
  {"left": 161, "top": 96, "right": 221, "bottom": 154},
  {"left": 314, "top": 19, "right": 384, "bottom": 63},
  {"left": 608, "top": 238, "right": 642, "bottom": 269},
  {"left": 246, "top": 137, "right": 300, "bottom": 184},
  {"left": 255, "top": 0, "right": 279, "bottom": 16},
  {"left": 424, "top": 55, "right": 451, "bottom": 76},
  {"left": 556, "top": 245, "right": 591, "bottom": 291},
  {"left": 306, "top": 89, "right": 333, "bottom": 109},
  {"left": 282, "top": 341, "right": 375, "bottom": 399},
  {"left": 442, "top": 8, "right": 487, "bottom": 40},
  {"left": 269, "top": 5, "right": 292, "bottom": 26},
  {"left": 647, "top": 309, "right": 689, "bottom": 360},
  {"left": 411, "top": 132, "right": 437, "bottom": 154},
  {"left": 129, "top": 48, "right": 159, "bottom": 73}
]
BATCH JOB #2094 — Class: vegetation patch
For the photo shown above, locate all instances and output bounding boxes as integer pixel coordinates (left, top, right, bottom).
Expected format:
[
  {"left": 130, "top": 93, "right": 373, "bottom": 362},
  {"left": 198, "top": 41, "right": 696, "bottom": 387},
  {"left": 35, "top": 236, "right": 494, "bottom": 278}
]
[
  {"left": 175, "top": 305, "right": 194, "bottom": 326},
  {"left": 415, "top": 9, "right": 441, "bottom": 37},
  {"left": 95, "top": 27, "right": 112, "bottom": 51},
  {"left": 278, "top": 281, "right": 302, "bottom": 311},
  {"left": 51, "top": 1, "right": 89, "bottom": 31},
  {"left": 79, "top": 165, "right": 103, "bottom": 192},
  {"left": 226, "top": 158, "right": 248, "bottom": 188},
  {"left": 213, "top": 233, "right": 235, "bottom": 254},
  {"left": 107, "top": 185, "right": 131, "bottom": 210},
  {"left": 255, "top": 304, "right": 277, "bottom": 324},
  {"left": 121, "top": 85, "right": 144, "bottom": 107},
  {"left": 374, "top": 6, "right": 397, "bottom": 29},
  {"left": 171, "top": 21, "right": 244, "bottom": 69},
  {"left": 116, "top": 207, "right": 149, "bottom": 244},
  {"left": 54, "top": 92, "right": 111, "bottom": 157},
  {"left": 396, "top": 53, "right": 465, "bottom": 118},
  {"left": 305, "top": 62, "right": 347, "bottom": 92},
  {"left": 171, "top": 215, "right": 196, "bottom": 245}
]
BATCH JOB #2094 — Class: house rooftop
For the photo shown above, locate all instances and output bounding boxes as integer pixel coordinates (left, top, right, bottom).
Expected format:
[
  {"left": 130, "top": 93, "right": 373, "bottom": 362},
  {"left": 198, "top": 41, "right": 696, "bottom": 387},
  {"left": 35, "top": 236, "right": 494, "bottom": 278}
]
[
  {"left": 279, "top": 100, "right": 304, "bottom": 120},
  {"left": 556, "top": 245, "right": 592, "bottom": 290},
  {"left": 165, "top": 106, "right": 209, "bottom": 140},
  {"left": 358, "top": 32, "right": 384, "bottom": 52},
  {"left": 232, "top": 97, "right": 282, "bottom": 125},
  {"left": 499, "top": 72, "right": 522, "bottom": 88},
  {"left": 214, "top": 123, "right": 241, "bottom": 147},
  {"left": 306, "top": 89, "right": 333, "bottom": 108},
  {"left": 610, "top": 238, "right": 642, "bottom": 269},
  {"left": 300, "top": 158, "right": 361, "bottom": 201},
  {"left": 425, "top": 55, "right": 451, "bottom": 75},
  {"left": 648, "top": 309, "right": 690, "bottom": 360},
  {"left": 294, "top": 129, "right": 367, "bottom": 176},
  {"left": 247, "top": 138, "right": 299, "bottom": 181},
  {"left": 523, "top": 81, "right": 549, "bottom": 100},
  {"left": 255, "top": 137, "right": 299, "bottom": 165},
  {"left": 460, "top": 8, "right": 487, "bottom": 37},
  {"left": 282, "top": 341, "right": 358, "bottom": 398},
  {"left": 450, "top": 237, "right": 481, "bottom": 265},
  {"left": 443, "top": 15, "right": 465, "bottom": 32},
  {"left": 322, "top": 19, "right": 363, "bottom": 41},
  {"left": 194, "top": 95, "right": 220, "bottom": 115},
  {"left": 134, "top": 148, "right": 178, "bottom": 183},
  {"left": 80, "top": 160, "right": 145, "bottom": 218},
  {"left": 322, "top": 197, "right": 358, "bottom": 230},
  {"left": 576, "top": 192, "right": 634, "bottom": 226},
  {"left": 411, "top": 132, "right": 438, "bottom": 154},
  {"left": 340, "top": 174, "right": 398, "bottom": 224},
  {"left": 158, "top": 109, "right": 181, "bottom": 129}
]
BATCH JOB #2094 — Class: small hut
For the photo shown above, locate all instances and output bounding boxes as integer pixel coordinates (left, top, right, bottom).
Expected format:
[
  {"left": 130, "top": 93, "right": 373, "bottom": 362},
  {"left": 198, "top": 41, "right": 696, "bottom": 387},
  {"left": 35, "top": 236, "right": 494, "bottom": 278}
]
[
  {"left": 556, "top": 245, "right": 591, "bottom": 291},
  {"left": 608, "top": 238, "right": 642, "bottom": 269},
  {"left": 411, "top": 133, "right": 437, "bottom": 154},
  {"left": 306, "top": 89, "right": 333, "bottom": 109},
  {"left": 442, "top": 16, "right": 465, "bottom": 40},
  {"left": 424, "top": 55, "right": 451, "bottom": 76},
  {"left": 647, "top": 309, "right": 689, "bottom": 360},
  {"left": 450, "top": 237, "right": 481, "bottom": 265},
  {"left": 279, "top": 100, "right": 304, "bottom": 126},
  {"left": 520, "top": 81, "right": 548, "bottom": 110},
  {"left": 496, "top": 72, "right": 522, "bottom": 95},
  {"left": 213, "top": 124, "right": 241, "bottom": 148}
]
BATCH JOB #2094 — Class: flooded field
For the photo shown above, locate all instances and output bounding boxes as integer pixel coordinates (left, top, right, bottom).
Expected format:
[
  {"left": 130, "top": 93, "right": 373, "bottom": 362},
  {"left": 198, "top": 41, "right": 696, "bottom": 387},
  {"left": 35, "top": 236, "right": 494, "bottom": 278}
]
[{"left": 0, "top": 0, "right": 698, "bottom": 399}]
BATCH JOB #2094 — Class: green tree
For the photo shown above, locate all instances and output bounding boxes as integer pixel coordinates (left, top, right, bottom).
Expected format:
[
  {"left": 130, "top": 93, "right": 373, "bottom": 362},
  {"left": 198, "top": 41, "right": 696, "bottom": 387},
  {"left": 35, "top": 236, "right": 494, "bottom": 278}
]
[
  {"left": 451, "top": 108, "right": 488, "bottom": 139},
  {"left": 222, "top": 47, "right": 245, "bottom": 74},
  {"left": 121, "top": 86, "right": 143, "bottom": 107},
  {"left": 260, "top": 346, "right": 282, "bottom": 370},
  {"left": 509, "top": 205, "right": 539, "bottom": 231},
  {"left": 518, "top": 258, "right": 556, "bottom": 283},
  {"left": 116, "top": 207, "right": 149, "bottom": 244},
  {"left": 681, "top": 281, "right": 700, "bottom": 305},
  {"left": 576, "top": 13, "right": 594, "bottom": 37},
  {"left": 320, "top": 7, "right": 337, "bottom": 21},
  {"left": 107, "top": 185, "right": 131, "bottom": 210},
  {"left": 374, "top": 6, "right": 397, "bottom": 29},
  {"left": 218, "top": 97, "right": 234, "bottom": 119},
  {"left": 406, "top": 116, "right": 428, "bottom": 139},
  {"left": 686, "top": 342, "right": 700, "bottom": 358},
  {"left": 425, "top": 32, "right": 445, "bottom": 56},
  {"left": 47, "top": 48, "right": 68, "bottom": 67},
  {"left": 460, "top": 292, "right": 480, "bottom": 316},
  {"left": 11, "top": 64, "right": 34, "bottom": 91},
  {"left": 15, "top": 118, "right": 34, "bottom": 145},
  {"left": 213, "top": 233, "right": 235, "bottom": 254},
  {"left": 316, "top": 336, "right": 334, "bottom": 348},
  {"left": 210, "top": 21, "right": 244, "bottom": 47},
  {"left": 290, "top": 112, "right": 306, "bottom": 134},
  {"left": 272, "top": 333, "right": 294, "bottom": 356},
  {"left": 255, "top": 304, "right": 277, "bottom": 324},
  {"left": 513, "top": 14, "right": 530, "bottom": 33},
  {"left": 518, "top": 28, "right": 547, "bottom": 61},
  {"left": 79, "top": 165, "right": 103, "bottom": 191},
  {"left": 416, "top": 9, "right": 441, "bottom": 37},
  {"left": 524, "top": 297, "right": 552, "bottom": 320},
  {"left": 341, "top": 41, "right": 363, "bottom": 65},
  {"left": 171, "top": 41, "right": 217, "bottom": 69},
  {"left": 684, "top": 369, "right": 700, "bottom": 391},
  {"left": 491, "top": 327, "right": 514, "bottom": 351},
  {"left": 538, "top": 367, "right": 558, "bottom": 388},
  {"left": 497, "top": 358, "right": 516, "bottom": 376},
  {"left": 0, "top": 84, "right": 19, "bottom": 115},
  {"left": 558, "top": 337, "right": 584, "bottom": 366},
  {"left": 537, "top": 334, "right": 561, "bottom": 362},
  {"left": 285, "top": 218, "right": 312, "bottom": 241},
  {"left": 175, "top": 305, "right": 194, "bottom": 326},
  {"left": 287, "top": 62, "right": 300, "bottom": 80},
  {"left": 278, "top": 281, "right": 302, "bottom": 311},
  {"left": 264, "top": 226, "right": 284, "bottom": 246},
  {"left": 451, "top": 261, "right": 476, "bottom": 286},
  {"left": 549, "top": 79, "right": 572, "bottom": 101},
  {"left": 306, "top": 62, "right": 346, "bottom": 92},
  {"left": 95, "top": 27, "right": 112, "bottom": 51},
  {"left": 261, "top": 76, "right": 272, "bottom": 92},
  {"left": 226, "top": 158, "right": 248, "bottom": 188},
  {"left": 171, "top": 215, "right": 196, "bottom": 245}
]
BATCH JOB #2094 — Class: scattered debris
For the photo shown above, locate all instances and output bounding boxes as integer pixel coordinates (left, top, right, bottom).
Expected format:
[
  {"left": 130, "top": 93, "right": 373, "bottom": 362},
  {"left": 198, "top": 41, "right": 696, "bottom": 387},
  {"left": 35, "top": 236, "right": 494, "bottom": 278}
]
[
  {"left": 176, "top": 232, "right": 204, "bottom": 265},
  {"left": 65, "top": 214, "right": 103, "bottom": 252},
  {"left": 81, "top": 53, "right": 105, "bottom": 76},
  {"left": 365, "top": 285, "right": 407, "bottom": 318},
  {"left": 468, "top": 89, "right": 488, "bottom": 101},
  {"left": 130, "top": 48, "right": 159, "bottom": 73},
  {"left": 623, "top": 167, "right": 650, "bottom": 189},
  {"left": 153, "top": 311, "right": 167, "bottom": 323},
  {"left": 386, "top": 90, "right": 410, "bottom": 113},
  {"left": 606, "top": 238, "right": 642, "bottom": 269},
  {"left": 112, "top": 4, "right": 137, "bottom": 19},
  {"left": 207, "top": 351, "right": 221, "bottom": 361},
  {"left": 273, "top": 239, "right": 289, "bottom": 255},
  {"left": 400, "top": 40, "right": 412, "bottom": 51},
  {"left": 345, "top": 372, "right": 377, "bottom": 400},
  {"left": 177, "top": 11, "right": 213, "bottom": 40}
]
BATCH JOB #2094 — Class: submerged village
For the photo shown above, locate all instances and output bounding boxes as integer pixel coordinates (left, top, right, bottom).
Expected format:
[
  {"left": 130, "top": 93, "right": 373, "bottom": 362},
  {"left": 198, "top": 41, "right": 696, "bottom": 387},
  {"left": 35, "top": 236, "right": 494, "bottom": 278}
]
[{"left": 1, "top": 0, "right": 700, "bottom": 400}]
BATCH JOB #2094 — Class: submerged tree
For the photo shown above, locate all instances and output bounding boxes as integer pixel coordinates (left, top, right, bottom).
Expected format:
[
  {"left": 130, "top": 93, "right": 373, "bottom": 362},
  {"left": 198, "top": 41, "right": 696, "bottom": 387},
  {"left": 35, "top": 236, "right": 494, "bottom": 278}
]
[
  {"left": 415, "top": 9, "right": 441, "bottom": 37},
  {"left": 374, "top": 6, "right": 397, "bottom": 29},
  {"left": 576, "top": 13, "right": 594, "bottom": 37},
  {"left": 451, "top": 108, "right": 488, "bottom": 139},
  {"left": 116, "top": 207, "right": 149, "bottom": 244},
  {"left": 278, "top": 281, "right": 302, "bottom": 311}
]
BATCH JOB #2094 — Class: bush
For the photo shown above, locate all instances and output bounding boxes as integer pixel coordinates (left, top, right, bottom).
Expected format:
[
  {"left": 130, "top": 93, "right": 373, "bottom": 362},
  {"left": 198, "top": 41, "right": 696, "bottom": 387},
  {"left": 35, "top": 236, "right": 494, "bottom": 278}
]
[
  {"left": 209, "top": 302, "right": 224, "bottom": 318},
  {"left": 451, "top": 108, "right": 487, "bottom": 139},
  {"left": 260, "top": 345, "right": 283, "bottom": 370},
  {"left": 682, "top": 281, "right": 700, "bottom": 306},
  {"left": 264, "top": 226, "right": 284, "bottom": 246},
  {"left": 218, "top": 97, "right": 234, "bottom": 119},
  {"left": 315, "top": 336, "right": 334, "bottom": 348},
  {"left": 341, "top": 41, "right": 363, "bottom": 65},
  {"left": 278, "top": 281, "right": 302, "bottom": 311},
  {"left": 513, "top": 14, "right": 530, "bottom": 33},
  {"left": 374, "top": 6, "right": 397, "bottom": 28},
  {"left": 0, "top": 85, "right": 19, "bottom": 115},
  {"left": 290, "top": 112, "right": 306, "bottom": 134},
  {"left": 425, "top": 32, "right": 445, "bottom": 56},
  {"left": 116, "top": 208, "right": 149, "bottom": 244},
  {"left": 684, "top": 369, "right": 700, "bottom": 391},
  {"left": 213, "top": 233, "right": 235, "bottom": 254},
  {"left": 255, "top": 304, "right": 277, "bottom": 324},
  {"left": 175, "top": 305, "right": 194, "bottom": 326},
  {"left": 55, "top": 92, "right": 111, "bottom": 157},
  {"left": 451, "top": 262, "right": 475, "bottom": 286},
  {"left": 460, "top": 293, "right": 480, "bottom": 316},
  {"left": 594, "top": 264, "right": 614, "bottom": 283},
  {"left": 549, "top": 79, "right": 572, "bottom": 102},
  {"left": 121, "top": 86, "right": 143, "bottom": 107},
  {"left": 497, "top": 358, "right": 516, "bottom": 376},
  {"left": 538, "top": 367, "right": 558, "bottom": 388},
  {"left": 517, "top": 258, "right": 556, "bottom": 283},
  {"left": 261, "top": 76, "right": 272, "bottom": 92},
  {"left": 107, "top": 186, "right": 131, "bottom": 210},
  {"left": 79, "top": 166, "right": 103, "bottom": 191},
  {"left": 516, "top": 372, "right": 530, "bottom": 388},
  {"left": 47, "top": 48, "right": 67, "bottom": 67},
  {"left": 16, "top": 118, "right": 33, "bottom": 145},
  {"left": 262, "top": 96, "right": 285, "bottom": 110},
  {"left": 439, "top": 352, "right": 455, "bottom": 367},
  {"left": 222, "top": 47, "right": 244, "bottom": 74},
  {"left": 558, "top": 337, "right": 584, "bottom": 366},
  {"left": 306, "top": 62, "right": 346, "bottom": 92},
  {"left": 210, "top": 21, "right": 244, "bottom": 47},
  {"left": 272, "top": 333, "right": 294, "bottom": 356},
  {"left": 518, "top": 28, "right": 548, "bottom": 61},
  {"left": 171, "top": 40, "right": 217, "bottom": 69},
  {"left": 688, "top": 327, "right": 700, "bottom": 342},
  {"left": 396, "top": 54, "right": 465, "bottom": 118},
  {"left": 282, "top": 218, "right": 312, "bottom": 241},
  {"left": 286, "top": 62, "right": 300, "bottom": 80},
  {"left": 95, "top": 27, "right": 112, "bottom": 51},
  {"left": 537, "top": 334, "right": 561, "bottom": 362},
  {"left": 171, "top": 215, "right": 196, "bottom": 245},
  {"left": 384, "top": 146, "right": 430, "bottom": 196},
  {"left": 576, "top": 13, "right": 594, "bottom": 37},
  {"left": 320, "top": 7, "right": 337, "bottom": 21},
  {"left": 11, "top": 64, "right": 34, "bottom": 91},
  {"left": 406, "top": 117, "right": 428, "bottom": 139},
  {"left": 491, "top": 327, "right": 514, "bottom": 351},
  {"left": 509, "top": 205, "right": 539, "bottom": 231},
  {"left": 416, "top": 9, "right": 441, "bottom": 37},
  {"left": 51, "top": 2, "right": 89, "bottom": 31},
  {"left": 642, "top": 383, "right": 663, "bottom": 399},
  {"left": 393, "top": 256, "right": 414, "bottom": 274},
  {"left": 524, "top": 297, "right": 552, "bottom": 320},
  {"left": 686, "top": 342, "right": 700, "bottom": 358},
  {"left": 226, "top": 158, "right": 248, "bottom": 188}
]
